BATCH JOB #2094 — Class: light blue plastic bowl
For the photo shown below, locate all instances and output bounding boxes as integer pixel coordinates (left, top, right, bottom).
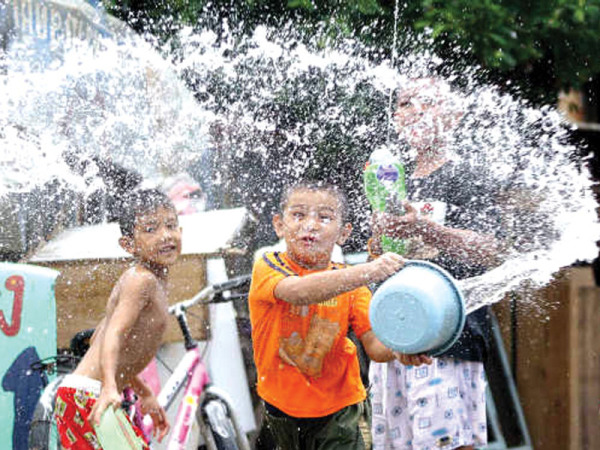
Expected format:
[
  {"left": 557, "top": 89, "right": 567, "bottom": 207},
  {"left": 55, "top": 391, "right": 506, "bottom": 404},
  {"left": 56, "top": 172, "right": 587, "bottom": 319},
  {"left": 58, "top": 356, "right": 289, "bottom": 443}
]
[{"left": 369, "top": 260, "right": 466, "bottom": 356}]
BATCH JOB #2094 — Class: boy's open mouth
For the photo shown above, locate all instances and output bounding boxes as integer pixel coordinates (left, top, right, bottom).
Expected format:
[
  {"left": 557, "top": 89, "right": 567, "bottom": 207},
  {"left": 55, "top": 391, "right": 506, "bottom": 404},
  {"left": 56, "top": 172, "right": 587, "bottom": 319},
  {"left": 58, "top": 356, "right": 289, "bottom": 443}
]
[
  {"left": 159, "top": 244, "right": 177, "bottom": 254},
  {"left": 300, "top": 236, "right": 317, "bottom": 245}
]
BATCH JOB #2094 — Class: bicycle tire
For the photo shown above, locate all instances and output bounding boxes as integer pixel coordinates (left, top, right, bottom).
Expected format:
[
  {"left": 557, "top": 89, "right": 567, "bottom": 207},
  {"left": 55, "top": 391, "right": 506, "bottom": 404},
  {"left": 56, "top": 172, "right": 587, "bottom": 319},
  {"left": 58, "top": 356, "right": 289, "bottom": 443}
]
[
  {"left": 200, "top": 398, "right": 240, "bottom": 450},
  {"left": 28, "top": 376, "right": 64, "bottom": 450}
]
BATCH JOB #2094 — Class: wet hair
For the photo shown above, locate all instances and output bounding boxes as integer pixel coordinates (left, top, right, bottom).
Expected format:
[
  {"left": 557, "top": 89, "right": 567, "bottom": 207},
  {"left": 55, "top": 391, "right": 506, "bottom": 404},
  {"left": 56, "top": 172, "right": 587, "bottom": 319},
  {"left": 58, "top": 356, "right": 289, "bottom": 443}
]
[
  {"left": 118, "top": 188, "right": 176, "bottom": 237},
  {"left": 279, "top": 180, "right": 349, "bottom": 224}
]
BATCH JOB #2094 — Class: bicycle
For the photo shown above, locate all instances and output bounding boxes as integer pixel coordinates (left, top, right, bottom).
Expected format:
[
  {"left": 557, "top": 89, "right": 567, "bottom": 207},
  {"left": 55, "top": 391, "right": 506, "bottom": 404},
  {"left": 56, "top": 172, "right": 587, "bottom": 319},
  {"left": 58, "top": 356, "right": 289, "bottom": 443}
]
[{"left": 28, "top": 274, "right": 253, "bottom": 450}]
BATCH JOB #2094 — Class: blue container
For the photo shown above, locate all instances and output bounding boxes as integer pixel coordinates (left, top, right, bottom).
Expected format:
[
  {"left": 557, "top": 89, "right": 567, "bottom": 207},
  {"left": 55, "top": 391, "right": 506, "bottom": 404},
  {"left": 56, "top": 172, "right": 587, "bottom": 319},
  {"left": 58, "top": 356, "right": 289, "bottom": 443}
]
[{"left": 369, "top": 260, "right": 466, "bottom": 356}]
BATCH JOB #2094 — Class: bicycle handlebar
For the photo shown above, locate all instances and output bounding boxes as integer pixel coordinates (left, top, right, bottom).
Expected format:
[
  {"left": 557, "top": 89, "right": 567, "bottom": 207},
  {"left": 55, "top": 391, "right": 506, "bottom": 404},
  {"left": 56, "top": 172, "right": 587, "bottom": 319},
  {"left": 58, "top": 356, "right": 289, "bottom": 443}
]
[
  {"left": 30, "top": 275, "right": 252, "bottom": 371},
  {"left": 212, "top": 274, "right": 251, "bottom": 293},
  {"left": 168, "top": 274, "right": 251, "bottom": 315}
]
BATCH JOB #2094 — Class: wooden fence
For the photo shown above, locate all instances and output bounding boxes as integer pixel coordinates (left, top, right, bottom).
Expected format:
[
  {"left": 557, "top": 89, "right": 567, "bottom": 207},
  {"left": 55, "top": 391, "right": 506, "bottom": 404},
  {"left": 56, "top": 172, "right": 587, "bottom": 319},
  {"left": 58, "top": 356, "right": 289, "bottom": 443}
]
[{"left": 493, "top": 267, "right": 600, "bottom": 449}]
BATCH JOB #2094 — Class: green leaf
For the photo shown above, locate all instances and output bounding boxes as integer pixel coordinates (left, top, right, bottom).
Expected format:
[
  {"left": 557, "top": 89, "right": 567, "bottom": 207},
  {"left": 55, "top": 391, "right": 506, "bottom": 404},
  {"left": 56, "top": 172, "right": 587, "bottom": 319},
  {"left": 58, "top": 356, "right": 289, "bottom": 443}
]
[
  {"left": 414, "top": 19, "right": 433, "bottom": 30},
  {"left": 431, "top": 23, "right": 448, "bottom": 38},
  {"left": 574, "top": 8, "right": 585, "bottom": 22},
  {"left": 499, "top": 51, "right": 517, "bottom": 66},
  {"left": 489, "top": 33, "right": 509, "bottom": 46},
  {"left": 356, "top": 0, "right": 383, "bottom": 15},
  {"left": 287, "top": 0, "right": 315, "bottom": 10}
]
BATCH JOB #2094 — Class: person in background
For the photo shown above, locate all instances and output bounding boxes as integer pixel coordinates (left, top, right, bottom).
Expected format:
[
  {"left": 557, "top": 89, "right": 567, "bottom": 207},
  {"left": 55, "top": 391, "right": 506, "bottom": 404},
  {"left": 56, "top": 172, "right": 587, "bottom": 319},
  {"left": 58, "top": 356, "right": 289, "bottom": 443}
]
[
  {"left": 369, "top": 78, "right": 505, "bottom": 450},
  {"left": 162, "top": 173, "right": 206, "bottom": 215}
]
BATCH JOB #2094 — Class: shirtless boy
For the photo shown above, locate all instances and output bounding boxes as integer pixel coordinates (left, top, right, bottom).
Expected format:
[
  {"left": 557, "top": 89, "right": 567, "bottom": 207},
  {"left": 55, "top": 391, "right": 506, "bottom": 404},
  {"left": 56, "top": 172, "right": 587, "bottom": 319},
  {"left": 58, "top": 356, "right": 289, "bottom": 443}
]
[{"left": 54, "top": 188, "right": 181, "bottom": 449}]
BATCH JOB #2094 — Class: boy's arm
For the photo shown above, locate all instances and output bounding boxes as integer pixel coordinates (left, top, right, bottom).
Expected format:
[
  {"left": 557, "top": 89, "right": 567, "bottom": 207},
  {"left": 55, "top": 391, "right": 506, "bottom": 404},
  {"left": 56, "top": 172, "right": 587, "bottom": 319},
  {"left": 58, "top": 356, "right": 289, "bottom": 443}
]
[
  {"left": 130, "top": 374, "right": 170, "bottom": 442},
  {"left": 90, "top": 270, "right": 156, "bottom": 425},
  {"left": 372, "top": 204, "right": 505, "bottom": 268},
  {"left": 274, "top": 253, "right": 404, "bottom": 305},
  {"left": 360, "top": 330, "right": 432, "bottom": 366},
  {"left": 129, "top": 374, "right": 155, "bottom": 398}
]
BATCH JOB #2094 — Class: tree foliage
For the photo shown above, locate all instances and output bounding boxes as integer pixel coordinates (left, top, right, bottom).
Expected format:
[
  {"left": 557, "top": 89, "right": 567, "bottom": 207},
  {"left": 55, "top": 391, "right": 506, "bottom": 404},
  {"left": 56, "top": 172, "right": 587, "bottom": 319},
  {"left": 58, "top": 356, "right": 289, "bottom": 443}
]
[
  {"left": 104, "top": 0, "right": 600, "bottom": 104},
  {"left": 396, "top": 0, "right": 600, "bottom": 102}
]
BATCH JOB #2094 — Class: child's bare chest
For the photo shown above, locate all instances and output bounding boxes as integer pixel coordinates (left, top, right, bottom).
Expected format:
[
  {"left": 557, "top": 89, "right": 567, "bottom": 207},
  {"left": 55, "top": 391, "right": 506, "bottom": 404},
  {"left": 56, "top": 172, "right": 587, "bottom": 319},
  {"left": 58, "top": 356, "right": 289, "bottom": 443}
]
[{"left": 138, "top": 296, "right": 169, "bottom": 337}]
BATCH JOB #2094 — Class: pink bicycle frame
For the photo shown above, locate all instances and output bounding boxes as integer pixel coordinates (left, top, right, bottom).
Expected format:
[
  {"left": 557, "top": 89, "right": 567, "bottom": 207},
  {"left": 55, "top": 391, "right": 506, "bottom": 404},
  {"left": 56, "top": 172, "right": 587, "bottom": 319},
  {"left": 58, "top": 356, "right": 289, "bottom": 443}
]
[
  {"left": 122, "top": 275, "right": 252, "bottom": 449},
  {"left": 130, "top": 347, "right": 210, "bottom": 450}
]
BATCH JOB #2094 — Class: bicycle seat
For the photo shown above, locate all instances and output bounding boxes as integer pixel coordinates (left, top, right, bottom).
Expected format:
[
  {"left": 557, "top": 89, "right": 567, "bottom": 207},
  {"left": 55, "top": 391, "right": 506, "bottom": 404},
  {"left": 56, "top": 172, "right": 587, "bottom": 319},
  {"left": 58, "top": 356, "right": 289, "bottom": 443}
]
[{"left": 70, "top": 328, "right": 95, "bottom": 357}]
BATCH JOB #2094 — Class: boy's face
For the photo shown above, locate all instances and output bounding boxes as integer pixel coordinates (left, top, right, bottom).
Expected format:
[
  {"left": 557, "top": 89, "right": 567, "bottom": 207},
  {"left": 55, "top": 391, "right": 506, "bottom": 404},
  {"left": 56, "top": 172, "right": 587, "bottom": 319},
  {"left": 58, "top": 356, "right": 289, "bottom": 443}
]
[
  {"left": 121, "top": 206, "right": 182, "bottom": 268},
  {"left": 273, "top": 189, "right": 351, "bottom": 269}
]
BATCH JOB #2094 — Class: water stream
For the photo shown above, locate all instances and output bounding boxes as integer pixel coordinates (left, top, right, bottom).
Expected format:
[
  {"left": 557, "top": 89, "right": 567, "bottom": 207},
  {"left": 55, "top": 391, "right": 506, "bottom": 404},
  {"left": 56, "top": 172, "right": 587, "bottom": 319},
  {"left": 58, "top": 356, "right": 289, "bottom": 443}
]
[{"left": 1, "top": 0, "right": 599, "bottom": 314}]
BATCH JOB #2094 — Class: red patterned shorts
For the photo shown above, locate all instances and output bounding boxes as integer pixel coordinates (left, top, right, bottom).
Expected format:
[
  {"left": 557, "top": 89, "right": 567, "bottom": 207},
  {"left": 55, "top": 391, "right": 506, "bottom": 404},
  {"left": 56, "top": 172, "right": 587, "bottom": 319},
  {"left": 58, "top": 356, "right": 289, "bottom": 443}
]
[{"left": 54, "top": 375, "right": 149, "bottom": 449}]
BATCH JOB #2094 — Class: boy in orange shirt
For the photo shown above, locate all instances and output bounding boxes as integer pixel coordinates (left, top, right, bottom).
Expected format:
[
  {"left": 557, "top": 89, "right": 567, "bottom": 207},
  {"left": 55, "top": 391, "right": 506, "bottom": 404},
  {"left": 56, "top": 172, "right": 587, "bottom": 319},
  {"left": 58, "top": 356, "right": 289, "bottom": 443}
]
[{"left": 249, "top": 181, "right": 430, "bottom": 449}]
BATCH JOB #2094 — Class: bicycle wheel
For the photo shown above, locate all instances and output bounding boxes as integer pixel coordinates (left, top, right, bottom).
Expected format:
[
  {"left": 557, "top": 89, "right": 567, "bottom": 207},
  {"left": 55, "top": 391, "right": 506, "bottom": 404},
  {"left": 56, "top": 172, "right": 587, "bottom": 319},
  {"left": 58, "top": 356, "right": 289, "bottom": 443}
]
[
  {"left": 28, "top": 376, "right": 64, "bottom": 450},
  {"left": 199, "top": 397, "right": 240, "bottom": 450}
]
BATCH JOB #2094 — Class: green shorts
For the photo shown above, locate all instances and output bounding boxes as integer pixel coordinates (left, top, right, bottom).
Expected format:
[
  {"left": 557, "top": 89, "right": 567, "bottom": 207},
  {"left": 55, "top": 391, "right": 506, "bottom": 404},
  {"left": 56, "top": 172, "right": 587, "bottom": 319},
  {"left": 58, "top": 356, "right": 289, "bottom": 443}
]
[{"left": 264, "top": 401, "right": 366, "bottom": 450}]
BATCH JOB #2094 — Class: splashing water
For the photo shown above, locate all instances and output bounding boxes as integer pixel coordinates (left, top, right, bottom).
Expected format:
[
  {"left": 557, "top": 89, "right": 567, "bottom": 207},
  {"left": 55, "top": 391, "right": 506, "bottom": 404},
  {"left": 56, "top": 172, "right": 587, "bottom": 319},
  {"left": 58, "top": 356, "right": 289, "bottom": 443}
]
[
  {"left": 165, "top": 24, "right": 600, "bottom": 312},
  {"left": 1, "top": 5, "right": 212, "bottom": 194},
  {"left": 454, "top": 92, "right": 600, "bottom": 311},
  {"left": 1, "top": 1, "right": 599, "bottom": 313}
]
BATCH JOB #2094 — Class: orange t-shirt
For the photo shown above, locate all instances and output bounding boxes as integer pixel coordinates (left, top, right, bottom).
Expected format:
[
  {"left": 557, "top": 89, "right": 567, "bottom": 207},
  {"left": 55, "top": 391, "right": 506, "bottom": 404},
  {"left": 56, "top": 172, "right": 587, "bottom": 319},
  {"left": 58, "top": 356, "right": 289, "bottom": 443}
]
[{"left": 248, "top": 251, "right": 372, "bottom": 418}]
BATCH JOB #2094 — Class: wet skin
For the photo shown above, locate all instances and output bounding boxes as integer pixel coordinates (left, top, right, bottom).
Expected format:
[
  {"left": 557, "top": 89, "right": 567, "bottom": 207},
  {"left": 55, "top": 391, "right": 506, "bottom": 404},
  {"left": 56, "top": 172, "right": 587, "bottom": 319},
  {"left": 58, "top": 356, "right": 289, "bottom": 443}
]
[
  {"left": 75, "top": 268, "right": 170, "bottom": 390},
  {"left": 73, "top": 206, "right": 181, "bottom": 437},
  {"left": 273, "top": 188, "right": 350, "bottom": 270}
]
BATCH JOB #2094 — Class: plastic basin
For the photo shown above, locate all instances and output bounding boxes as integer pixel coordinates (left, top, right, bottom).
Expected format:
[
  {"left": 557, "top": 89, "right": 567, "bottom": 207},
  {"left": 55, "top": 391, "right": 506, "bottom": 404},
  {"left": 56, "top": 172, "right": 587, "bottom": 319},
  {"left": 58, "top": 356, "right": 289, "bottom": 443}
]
[{"left": 369, "top": 260, "right": 466, "bottom": 356}]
